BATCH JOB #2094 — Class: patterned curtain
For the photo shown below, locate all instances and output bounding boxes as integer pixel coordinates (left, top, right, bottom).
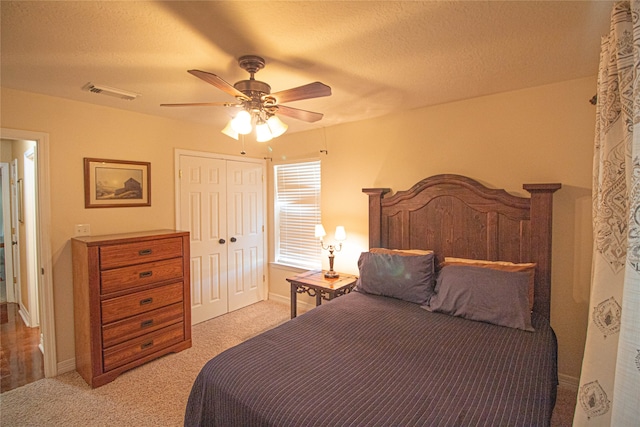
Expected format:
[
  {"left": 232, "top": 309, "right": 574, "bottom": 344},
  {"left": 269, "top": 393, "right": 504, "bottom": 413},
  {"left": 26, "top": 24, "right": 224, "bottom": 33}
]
[{"left": 574, "top": 1, "right": 640, "bottom": 425}]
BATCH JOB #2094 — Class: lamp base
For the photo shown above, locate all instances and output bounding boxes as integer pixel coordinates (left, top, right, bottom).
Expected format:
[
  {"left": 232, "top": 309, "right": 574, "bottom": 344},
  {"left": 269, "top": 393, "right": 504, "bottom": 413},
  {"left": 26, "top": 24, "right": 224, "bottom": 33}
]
[{"left": 324, "top": 270, "right": 340, "bottom": 279}]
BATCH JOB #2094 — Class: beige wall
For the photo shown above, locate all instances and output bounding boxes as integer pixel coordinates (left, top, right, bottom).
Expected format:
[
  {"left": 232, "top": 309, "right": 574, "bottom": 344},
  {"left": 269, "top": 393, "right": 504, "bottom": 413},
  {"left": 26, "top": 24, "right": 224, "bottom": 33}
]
[
  {"left": 1, "top": 75, "right": 595, "bottom": 384},
  {"left": 1, "top": 139, "right": 13, "bottom": 162}
]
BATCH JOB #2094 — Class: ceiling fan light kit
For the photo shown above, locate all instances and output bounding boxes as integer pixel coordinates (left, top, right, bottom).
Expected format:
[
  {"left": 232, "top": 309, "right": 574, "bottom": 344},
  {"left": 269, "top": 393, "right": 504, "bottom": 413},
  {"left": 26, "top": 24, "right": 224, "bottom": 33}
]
[{"left": 161, "top": 55, "right": 331, "bottom": 143}]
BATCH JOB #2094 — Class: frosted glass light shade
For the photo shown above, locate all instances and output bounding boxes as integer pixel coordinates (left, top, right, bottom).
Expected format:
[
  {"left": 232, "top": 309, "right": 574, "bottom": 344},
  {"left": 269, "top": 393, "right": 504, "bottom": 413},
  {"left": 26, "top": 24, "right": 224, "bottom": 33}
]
[
  {"left": 221, "top": 120, "right": 239, "bottom": 140},
  {"left": 334, "top": 226, "right": 346, "bottom": 241},
  {"left": 255, "top": 121, "right": 273, "bottom": 142},
  {"left": 231, "top": 110, "right": 252, "bottom": 134},
  {"left": 267, "top": 115, "right": 288, "bottom": 137},
  {"left": 315, "top": 224, "right": 327, "bottom": 239}
]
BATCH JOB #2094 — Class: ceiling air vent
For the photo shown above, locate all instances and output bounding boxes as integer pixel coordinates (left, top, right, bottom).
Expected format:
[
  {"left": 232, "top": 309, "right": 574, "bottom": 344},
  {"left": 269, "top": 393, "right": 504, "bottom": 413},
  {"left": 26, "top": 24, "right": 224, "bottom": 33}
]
[{"left": 82, "top": 82, "right": 140, "bottom": 101}]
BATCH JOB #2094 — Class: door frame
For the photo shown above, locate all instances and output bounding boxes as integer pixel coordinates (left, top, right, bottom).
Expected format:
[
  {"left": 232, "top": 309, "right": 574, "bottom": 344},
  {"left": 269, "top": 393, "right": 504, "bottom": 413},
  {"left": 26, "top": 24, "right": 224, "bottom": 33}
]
[
  {"left": 174, "top": 148, "right": 268, "bottom": 306},
  {"left": 1, "top": 162, "right": 16, "bottom": 303},
  {"left": 23, "top": 147, "right": 39, "bottom": 327},
  {"left": 10, "top": 159, "right": 21, "bottom": 307},
  {"left": 1, "top": 128, "right": 56, "bottom": 378}
]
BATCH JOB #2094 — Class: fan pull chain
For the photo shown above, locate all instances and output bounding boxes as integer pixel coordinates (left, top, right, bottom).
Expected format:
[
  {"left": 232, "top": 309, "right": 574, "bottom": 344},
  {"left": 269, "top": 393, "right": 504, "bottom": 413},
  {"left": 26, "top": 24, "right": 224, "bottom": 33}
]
[{"left": 320, "top": 127, "right": 329, "bottom": 155}]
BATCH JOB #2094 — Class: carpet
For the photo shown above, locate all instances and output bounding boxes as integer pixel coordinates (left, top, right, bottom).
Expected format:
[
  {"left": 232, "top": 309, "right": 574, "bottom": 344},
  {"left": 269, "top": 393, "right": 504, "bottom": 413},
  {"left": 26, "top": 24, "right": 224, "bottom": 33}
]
[{"left": 0, "top": 299, "right": 577, "bottom": 426}]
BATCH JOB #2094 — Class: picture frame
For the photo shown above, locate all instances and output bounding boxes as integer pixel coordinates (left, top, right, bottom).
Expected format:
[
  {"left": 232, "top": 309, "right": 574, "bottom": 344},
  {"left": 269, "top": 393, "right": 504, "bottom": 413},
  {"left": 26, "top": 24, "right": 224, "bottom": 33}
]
[{"left": 84, "top": 158, "right": 151, "bottom": 208}]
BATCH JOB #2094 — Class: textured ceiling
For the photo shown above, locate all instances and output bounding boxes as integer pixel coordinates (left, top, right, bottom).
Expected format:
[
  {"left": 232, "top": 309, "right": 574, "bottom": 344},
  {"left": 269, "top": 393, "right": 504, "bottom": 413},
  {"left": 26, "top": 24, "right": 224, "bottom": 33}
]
[{"left": 1, "top": 1, "right": 613, "bottom": 135}]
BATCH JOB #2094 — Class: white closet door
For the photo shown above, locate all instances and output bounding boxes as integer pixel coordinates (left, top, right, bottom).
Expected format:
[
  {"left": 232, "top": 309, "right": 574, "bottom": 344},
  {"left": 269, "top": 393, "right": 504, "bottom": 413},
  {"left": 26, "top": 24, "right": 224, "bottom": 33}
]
[
  {"left": 179, "top": 155, "right": 228, "bottom": 324},
  {"left": 178, "top": 154, "right": 265, "bottom": 324},
  {"left": 226, "top": 160, "right": 264, "bottom": 311}
]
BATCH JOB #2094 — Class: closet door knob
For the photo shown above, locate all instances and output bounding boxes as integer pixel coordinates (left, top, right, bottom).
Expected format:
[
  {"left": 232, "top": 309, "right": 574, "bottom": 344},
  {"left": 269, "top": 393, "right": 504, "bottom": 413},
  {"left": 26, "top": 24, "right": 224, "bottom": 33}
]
[
  {"left": 219, "top": 239, "right": 226, "bottom": 244},
  {"left": 230, "top": 237, "right": 237, "bottom": 242}
]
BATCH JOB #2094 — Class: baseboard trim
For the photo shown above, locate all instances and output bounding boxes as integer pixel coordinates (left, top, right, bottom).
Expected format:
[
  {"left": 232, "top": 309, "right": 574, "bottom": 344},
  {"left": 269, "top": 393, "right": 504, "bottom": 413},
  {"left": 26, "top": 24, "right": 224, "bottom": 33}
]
[
  {"left": 268, "top": 293, "right": 313, "bottom": 312},
  {"left": 558, "top": 373, "right": 579, "bottom": 392},
  {"left": 57, "top": 357, "right": 76, "bottom": 374},
  {"left": 268, "top": 293, "right": 289, "bottom": 305},
  {"left": 18, "top": 306, "right": 31, "bottom": 327}
]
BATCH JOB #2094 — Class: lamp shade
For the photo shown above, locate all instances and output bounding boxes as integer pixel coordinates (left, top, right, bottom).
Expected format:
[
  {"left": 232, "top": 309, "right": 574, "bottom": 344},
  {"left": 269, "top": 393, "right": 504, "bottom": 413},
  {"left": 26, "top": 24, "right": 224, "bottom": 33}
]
[
  {"left": 334, "top": 226, "right": 346, "bottom": 241},
  {"left": 267, "top": 115, "right": 288, "bottom": 137},
  {"left": 255, "top": 121, "right": 273, "bottom": 142},
  {"left": 221, "top": 120, "right": 239, "bottom": 140},
  {"left": 315, "top": 224, "right": 327, "bottom": 239},
  {"left": 231, "top": 110, "right": 252, "bottom": 135}
]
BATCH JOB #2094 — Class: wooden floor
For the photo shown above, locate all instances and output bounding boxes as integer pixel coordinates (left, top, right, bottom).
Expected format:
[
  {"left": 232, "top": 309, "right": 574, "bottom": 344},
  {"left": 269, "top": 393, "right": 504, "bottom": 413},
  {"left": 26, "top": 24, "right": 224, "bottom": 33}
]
[{"left": 1, "top": 302, "right": 44, "bottom": 393}]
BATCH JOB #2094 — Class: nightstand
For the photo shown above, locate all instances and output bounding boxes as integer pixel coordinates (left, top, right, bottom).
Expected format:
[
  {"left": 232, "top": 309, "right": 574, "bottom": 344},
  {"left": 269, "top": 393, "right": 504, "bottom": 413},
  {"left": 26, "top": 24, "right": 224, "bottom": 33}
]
[{"left": 287, "top": 270, "right": 358, "bottom": 318}]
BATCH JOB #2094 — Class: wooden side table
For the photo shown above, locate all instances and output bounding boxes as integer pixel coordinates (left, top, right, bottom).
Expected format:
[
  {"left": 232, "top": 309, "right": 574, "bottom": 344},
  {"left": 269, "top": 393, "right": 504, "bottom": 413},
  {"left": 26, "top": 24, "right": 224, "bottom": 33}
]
[{"left": 287, "top": 270, "right": 358, "bottom": 318}]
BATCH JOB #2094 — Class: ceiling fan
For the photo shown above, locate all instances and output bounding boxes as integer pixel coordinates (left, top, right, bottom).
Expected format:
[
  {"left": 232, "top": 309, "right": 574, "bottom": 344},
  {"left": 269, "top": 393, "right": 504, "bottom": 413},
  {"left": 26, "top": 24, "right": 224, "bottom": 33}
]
[{"left": 161, "top": 55, "right": 331, "bottom": 141}]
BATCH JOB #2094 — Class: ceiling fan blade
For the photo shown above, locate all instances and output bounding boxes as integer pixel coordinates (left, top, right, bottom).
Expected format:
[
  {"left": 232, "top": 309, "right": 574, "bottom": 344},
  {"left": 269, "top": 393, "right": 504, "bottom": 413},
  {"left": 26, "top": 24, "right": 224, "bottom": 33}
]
[
  {"left": 276, "top": 105, "right": 324, "bottom": 123},
  {"left": 268, "top": 82, "right": 331, "bottom": 104},
  {"left": 160, "top": 102, "right": 238, "bottom": 107},
  {"left": 188, "top": 70, "right": 249, "bottom": 100}
]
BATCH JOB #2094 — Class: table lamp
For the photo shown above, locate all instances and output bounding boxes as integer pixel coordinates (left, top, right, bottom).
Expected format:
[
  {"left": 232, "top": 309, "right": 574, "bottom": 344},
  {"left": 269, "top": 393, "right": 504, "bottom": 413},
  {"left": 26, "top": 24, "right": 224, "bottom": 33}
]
[{"left": 315, "top": 224, "right": 346, "bottom": 278}]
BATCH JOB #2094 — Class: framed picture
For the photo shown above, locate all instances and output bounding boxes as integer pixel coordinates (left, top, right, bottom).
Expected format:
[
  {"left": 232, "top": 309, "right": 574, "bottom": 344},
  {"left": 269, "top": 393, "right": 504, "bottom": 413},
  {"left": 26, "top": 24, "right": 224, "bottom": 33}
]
[{"left": 84, "top": 158, "right": 151, "bottom": 208}]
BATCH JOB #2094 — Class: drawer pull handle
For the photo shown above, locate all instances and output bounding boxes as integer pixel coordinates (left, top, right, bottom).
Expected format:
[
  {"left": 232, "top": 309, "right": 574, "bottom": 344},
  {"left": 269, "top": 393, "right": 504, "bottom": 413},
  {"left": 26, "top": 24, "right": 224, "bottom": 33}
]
[
  {"left": 140, "top": 297, "right": 153, "bottom": 306},
  {"left": 141, "top": 319, "right": 154, "bottom": 328},
  {"left": 139, "top": 249, "right": 153, "bottom": 256},
  {"left": 141, "top": 341, "right": 154, "bottom": 350},
  {"left": 139, "top": 271, "right": 153, "bottom": 278}
]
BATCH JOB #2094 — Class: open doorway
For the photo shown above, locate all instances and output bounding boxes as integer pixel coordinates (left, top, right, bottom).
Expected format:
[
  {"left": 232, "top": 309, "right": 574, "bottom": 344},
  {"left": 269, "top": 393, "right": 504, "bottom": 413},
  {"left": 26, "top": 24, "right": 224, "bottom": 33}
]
[
  {"left": 0, "top": 129, "right": 55, "bottom": 388},
  {"left": 1, "top": 163, "right": 16, "bottom": 304}
]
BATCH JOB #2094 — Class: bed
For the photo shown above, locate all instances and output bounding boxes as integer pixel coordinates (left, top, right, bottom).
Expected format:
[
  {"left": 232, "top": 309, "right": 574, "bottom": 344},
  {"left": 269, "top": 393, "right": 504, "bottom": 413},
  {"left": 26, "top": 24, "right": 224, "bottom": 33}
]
[{"left": 184, "top": 174, "right": 562, "bottom": 427}]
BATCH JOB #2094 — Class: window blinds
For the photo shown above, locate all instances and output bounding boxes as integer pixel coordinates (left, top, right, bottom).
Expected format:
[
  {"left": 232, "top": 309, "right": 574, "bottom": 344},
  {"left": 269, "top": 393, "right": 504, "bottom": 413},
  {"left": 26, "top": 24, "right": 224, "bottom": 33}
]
[{"left": 274, "top": 161, "right": 322, "bottom": 269}]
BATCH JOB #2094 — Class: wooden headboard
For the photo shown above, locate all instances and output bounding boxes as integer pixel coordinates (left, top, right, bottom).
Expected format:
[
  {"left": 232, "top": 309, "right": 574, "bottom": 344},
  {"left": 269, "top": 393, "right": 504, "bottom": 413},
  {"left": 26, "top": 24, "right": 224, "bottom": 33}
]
[{"left": 363, "top": 174, "right": 561, "bottom": 320}]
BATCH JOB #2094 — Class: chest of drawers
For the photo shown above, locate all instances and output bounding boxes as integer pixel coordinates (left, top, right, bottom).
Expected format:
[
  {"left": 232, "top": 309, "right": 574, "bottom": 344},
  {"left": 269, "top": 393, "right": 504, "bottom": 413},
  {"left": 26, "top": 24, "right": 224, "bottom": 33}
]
[{"left": 72, "top": 230, "right": 191, "bottom": 388}]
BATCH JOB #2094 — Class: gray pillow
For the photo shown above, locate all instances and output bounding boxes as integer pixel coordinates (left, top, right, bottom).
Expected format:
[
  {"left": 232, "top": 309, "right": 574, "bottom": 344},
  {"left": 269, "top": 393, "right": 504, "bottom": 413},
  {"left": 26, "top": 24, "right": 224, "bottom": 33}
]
[
  {"left": 355, "top": 251, "right": 435, "bottom": 305},
  {"left": 426, "top": 265, "right": 534, "bottom": 331}
]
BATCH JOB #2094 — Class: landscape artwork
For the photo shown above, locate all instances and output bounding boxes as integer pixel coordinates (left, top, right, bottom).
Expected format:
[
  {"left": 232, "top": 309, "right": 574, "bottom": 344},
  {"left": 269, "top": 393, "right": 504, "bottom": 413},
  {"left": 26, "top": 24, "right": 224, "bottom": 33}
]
[
  {"left": 95, "top": 167, "right": 142, "bottom": 200},
  {"left": 84, "top": 158, "right": 151, "bottom": 208}
]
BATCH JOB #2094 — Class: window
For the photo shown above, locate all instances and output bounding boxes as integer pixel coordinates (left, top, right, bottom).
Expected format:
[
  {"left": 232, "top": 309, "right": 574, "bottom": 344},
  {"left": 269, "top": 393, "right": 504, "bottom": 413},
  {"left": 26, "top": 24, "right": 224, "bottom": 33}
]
[{"left": 274, "top": 161, "right": 321, "bottom": 269}]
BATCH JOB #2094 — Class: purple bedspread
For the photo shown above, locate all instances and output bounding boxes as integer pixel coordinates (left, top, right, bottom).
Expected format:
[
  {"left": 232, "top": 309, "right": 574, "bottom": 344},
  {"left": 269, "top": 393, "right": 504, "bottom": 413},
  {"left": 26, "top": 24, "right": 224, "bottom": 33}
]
[{"left": 185, "top": 291, "right": 557, "bottom": 426}]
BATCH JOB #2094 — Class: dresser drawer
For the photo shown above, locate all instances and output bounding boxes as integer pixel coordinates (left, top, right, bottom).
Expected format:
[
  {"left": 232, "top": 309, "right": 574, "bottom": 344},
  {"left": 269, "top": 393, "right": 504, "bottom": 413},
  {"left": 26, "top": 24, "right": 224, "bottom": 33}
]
[
  {"left": 99, "top": 237, "right": 183, "bottom": 270},
  {"left": 102, "top": 302, "right": 184, "bottom": 348},
  {"left": 101, "top": 258, "right": 183, "bottom": 295},
  {"left": 101, "top": 282, "right": 184, "bottom": 324},
  {"left": 102, "top": 322, "right": 185, "bottom": 372}
]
